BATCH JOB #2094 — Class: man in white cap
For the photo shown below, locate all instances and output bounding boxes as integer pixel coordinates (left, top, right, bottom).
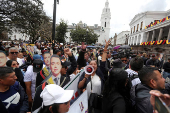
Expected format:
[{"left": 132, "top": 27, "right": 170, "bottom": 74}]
[{"left": 38, "top": 84, "right": 74, "bottom": 113}]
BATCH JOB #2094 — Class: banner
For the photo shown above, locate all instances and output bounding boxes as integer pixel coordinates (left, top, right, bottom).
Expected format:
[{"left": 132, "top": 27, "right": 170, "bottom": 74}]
[
  {"left": 64, "top": 69, "right": 84, "bottom": 100},
  {"left": 67, "top": 90, "right": 88, "bottom": 113}
]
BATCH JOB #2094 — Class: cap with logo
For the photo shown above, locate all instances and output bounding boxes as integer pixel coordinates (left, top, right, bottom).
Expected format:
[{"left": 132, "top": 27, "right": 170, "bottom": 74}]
[
  {"left": 33, "top": 59, "right": 43, "bottom": 72},
  {"left": 40, "top": 84, "right": 74, "bottom": 106}
]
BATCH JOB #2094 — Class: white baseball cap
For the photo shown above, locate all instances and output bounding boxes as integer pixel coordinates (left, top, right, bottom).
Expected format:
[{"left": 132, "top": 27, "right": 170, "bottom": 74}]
[{"left": 40, "top": 84, "right": 74, "bottom": 106}]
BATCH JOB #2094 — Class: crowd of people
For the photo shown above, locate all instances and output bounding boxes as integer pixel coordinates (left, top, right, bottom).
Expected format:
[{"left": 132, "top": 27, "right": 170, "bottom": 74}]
[{"left": 0, "top": 40, "right": 170, "bottom": 113}]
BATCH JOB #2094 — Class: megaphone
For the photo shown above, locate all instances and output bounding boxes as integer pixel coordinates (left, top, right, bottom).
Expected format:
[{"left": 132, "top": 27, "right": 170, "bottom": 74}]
[{"left": 85, "top": 65, "right": 94, "bottom": 75}]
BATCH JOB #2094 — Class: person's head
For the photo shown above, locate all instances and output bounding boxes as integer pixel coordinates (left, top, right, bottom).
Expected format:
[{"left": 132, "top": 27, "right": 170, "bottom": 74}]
[
  {"left": 143, "top": 53, "right": 147, "bottom": 58},
  {"left": 84, "top": 52, "right": 89, "bottom": 61},
  {"left": 121, "top": 55, "right": 127, "bottom": 64},
  {"left": 6, "top": 60, "right": 19, "bottom": 68},
  {"left": 89, "top": 60, "right": 97, "bottom": 72},
  {"left": 103, "top": 68, "right": 129, "bottom": 97},
  {"left": 60, "top": 57, "right": 71, "bottom": 75},
  {"left": 30, "top": 46, "right": 34, "bottom": 52},
  {"left": 43, "top": 52, "right": 51, "bottom": 67},
  {"left": 107, "top": 51, "right": 111, "bottom": 58},
  {"left": 0, "top": 67, "right": 17, "bottom": 86},
  {"left": 138, "top": 67, "right": 165, "bottom": 90},
  {"left": 18, "top": 52, "right": 23, "bottom": 58},
  {"left": 0, "top": 51, "right": 7, "bottom": 67},
  {"left": 8, "top": 47, "right": 19, "bottom": 60},
  {"left": 54, "top": 49, "right": 61, "bottom": 56},
  {"left": 40, "top": 84, "right": 74, "bottom": 113},
  {"left": 129, "top": 57, "right": 143, "bottom": 72},
  {"left": 151, "top": 54, "right": 156, "bottom": 60},
  {"left": 168, "top": 57, "right": 170, "bottom": 63},
  {"left": 26, "top": 45, "right": 31, "bottom": 51},
  {"left": 138, "top": 52, "right": 143, "bottom": 57},
  {"left": 50, "top": 55, "right": 62, "bottom": 77},
  {"left": 50, "top": 49, "right": 53, "bottom": 56}
]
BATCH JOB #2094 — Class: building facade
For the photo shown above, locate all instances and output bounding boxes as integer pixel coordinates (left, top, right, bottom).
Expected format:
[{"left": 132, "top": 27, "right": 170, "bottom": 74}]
[
  {"left": 116, "top": 31, "right": 130, "bottom": 45},
  {"left": 128, "top": 10, "right": 170, "bottom": 46},
  {"left": 65, "top": 0, "right": 111, "bottom": 44}
]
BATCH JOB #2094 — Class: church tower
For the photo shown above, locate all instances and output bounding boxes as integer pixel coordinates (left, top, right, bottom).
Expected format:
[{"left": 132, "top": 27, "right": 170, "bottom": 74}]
[{"left": 98, "top": 0, "right": 111, "bottom": 44}]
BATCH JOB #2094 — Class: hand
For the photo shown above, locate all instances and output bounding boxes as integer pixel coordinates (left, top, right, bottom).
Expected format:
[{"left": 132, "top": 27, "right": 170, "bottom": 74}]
[
  {"left": 150, "top": 90, "right": 170, "bottom": 109},
  {"left": 76, "top": 70, "right": 80, "bottom": 74},
  {"left": 82, "top": 88, "right": 86, "bottom": 92},
  {"left": 105, "top": 39, "right": 111, "bottom": 49},
  {"left": 64, "top": 48, "right": 72, "bottom": 57},
  {"left": 85, "top": 74, "right": 90, "bottom": 78}
]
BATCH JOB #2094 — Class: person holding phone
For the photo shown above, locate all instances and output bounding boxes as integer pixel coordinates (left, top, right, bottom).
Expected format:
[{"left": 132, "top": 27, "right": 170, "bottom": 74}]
[
  {"left": 150, "top": 90, "right": 170, "bottom": 113},
  {"left": 130, "top": 67, "right": 165, "bottom": 113}
]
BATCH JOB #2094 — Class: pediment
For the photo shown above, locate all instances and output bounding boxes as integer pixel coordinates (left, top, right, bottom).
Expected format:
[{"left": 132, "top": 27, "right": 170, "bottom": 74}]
[{"left": 130, "top": 12, "right": 146, "bottom": 25}]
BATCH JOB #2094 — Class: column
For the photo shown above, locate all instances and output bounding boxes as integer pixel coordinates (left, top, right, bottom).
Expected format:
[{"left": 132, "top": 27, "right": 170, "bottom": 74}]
[
  {"left": 128, "top": 37, "right": 130, "bottom": 45},
  {"left": 146, "top": 32, "right": 149, "bottom": 42},
  {"left": 158, "top": 28, "right": 163, "bottom": 41},
  {"left": 151, "top": 30, "right": 155, "bottom": 41},
  {"left": 167, "top": 28, "right": 170, "bottom": 40},
  {"left": 136, "top": 37, "right": 138, "bottom": 45}
]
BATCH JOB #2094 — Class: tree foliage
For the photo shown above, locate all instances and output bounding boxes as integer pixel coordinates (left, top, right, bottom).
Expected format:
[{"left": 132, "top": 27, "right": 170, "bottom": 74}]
[
  {"left": 55, "top": 19, "right": 68, "bottom": 43},
  {"left": 70, "top": 26, "right": 99, "bottom": 44},
  {"left": 0, "top": 0, "right": 51, "bottom": 42}
]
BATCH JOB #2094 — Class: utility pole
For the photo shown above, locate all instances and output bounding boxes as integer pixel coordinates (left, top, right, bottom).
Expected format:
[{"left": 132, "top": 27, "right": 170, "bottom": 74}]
[{"left": 52, "top": 0, "right": 59, "bottom": 49}]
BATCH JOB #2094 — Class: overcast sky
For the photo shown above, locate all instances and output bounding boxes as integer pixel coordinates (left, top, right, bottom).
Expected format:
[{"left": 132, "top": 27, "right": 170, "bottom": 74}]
[{"left": 42, "top": 0, "right": 170, "bottom": 38}]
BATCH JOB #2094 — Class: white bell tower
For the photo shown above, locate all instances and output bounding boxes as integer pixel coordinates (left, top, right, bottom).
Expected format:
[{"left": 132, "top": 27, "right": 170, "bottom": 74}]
[{"left": 98, "top": 0, "right": 111, "bottom": 44}]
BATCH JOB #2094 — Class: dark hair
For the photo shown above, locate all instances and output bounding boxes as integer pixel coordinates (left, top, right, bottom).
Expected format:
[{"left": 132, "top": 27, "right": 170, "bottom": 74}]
[
  {"left": 0, "top": 50, "right": 7, "bottom": 56},
  {"left": 130, "top": 57, "right": 143, "bottom": 71},
  {"left": 103, "top": 68, "right": 129, "bottom": 97},
  {"left": 120, "top": 55, "right": 127, "bottom": 59},
  {"left": 38, "top": 103, "right": 60, "bottom": 113},
  {"left": 43, "top": 52, "right": 50, "bottom": 56},
  {"left": 0, "top": 67, "right": 14, "bottom": 79},
  {"left": 6, "top": 60, "right": 15, "bottom": 67},
  {"left": 138, "top": 67, "right": 158, "bottom": 85}
]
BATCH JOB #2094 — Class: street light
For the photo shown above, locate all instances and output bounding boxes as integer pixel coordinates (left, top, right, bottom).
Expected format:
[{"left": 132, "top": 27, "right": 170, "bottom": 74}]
[
  {"left": 52, "top": 0, "right": 59, "bottom": 49},
  {"left": 86, "top": 29, "right": 89, "bottom": 45}
]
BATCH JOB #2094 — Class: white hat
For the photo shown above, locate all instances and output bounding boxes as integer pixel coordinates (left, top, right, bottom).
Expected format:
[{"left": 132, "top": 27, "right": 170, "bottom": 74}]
[{"left": 40, "top": 84, "right": 74, "bottom": 106}]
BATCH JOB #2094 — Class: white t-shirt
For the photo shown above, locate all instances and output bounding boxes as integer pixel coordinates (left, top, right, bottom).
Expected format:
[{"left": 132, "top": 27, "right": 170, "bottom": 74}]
[
  {"left": 24, "top": 65, "right": 37, "bottom": 99},
  {"left": 86, "top": 74, "right": 101, "bottom": 98}
]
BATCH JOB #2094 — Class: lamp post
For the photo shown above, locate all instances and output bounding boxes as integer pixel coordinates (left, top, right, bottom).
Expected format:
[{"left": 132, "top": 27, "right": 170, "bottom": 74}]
[
  {"left": 52, "top": 0, "right": 59, "bottom": 49},
  {"left": 86, "top": 29, "right": 89, "bottom": 45}
]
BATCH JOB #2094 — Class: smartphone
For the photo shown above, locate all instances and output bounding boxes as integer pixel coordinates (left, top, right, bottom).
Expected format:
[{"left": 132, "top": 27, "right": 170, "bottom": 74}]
[{"left": 155, "top": 96, "right": 170, "bottom": 113}]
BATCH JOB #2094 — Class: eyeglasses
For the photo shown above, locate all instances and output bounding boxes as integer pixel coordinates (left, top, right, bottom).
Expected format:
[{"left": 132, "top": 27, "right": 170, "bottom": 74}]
[{"left": 10, "top": 52, "right": 18, "bottom": 54}]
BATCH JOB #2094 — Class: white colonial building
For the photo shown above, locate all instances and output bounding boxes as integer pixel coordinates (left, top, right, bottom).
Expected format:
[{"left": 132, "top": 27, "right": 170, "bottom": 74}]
[
  {"left": 116, "top": 31, "right": 130, "bottom": 45},
  {"left": 128, "top": 9, "right": 170, "bottom": 45},
  {"left": 8, "top": 28, "right": 30, "bottom": 41},
  {"left": 65, "top": 0, "right": 111, "bottom": 44}
]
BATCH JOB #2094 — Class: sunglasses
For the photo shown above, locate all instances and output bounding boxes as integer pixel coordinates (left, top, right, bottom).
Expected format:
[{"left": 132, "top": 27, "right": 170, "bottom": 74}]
[
  {"left": 10, "top": 52, "right": 18, "bottom": 54},
  {"left": 12, "top": 63, "right": 19, "bottom": 66},
  {"left": 121, "top": 60, "right": 127, "bottom": 62}
]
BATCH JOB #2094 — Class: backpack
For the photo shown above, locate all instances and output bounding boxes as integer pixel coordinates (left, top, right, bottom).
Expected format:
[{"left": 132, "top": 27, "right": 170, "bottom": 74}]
[{"left": 127, "top": 74, "right": 138, "bottom": 113}]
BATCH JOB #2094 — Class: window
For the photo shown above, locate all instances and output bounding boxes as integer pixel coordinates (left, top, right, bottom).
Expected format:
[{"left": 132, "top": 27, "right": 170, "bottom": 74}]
[
  {"left": 105, "top": 22, "right": 106, "bottom": 27},
  {"left": 134, "top": 26, "right": 135, "bottom": 33},
  {"left": 140, "top": 21, "right": 143, "bottom": 30},
  {"left": 137, "top": 24, "right": 139, "bottom": 32},
  {"left": 131, "top": 28, "right": 132, "bottom": 34}
]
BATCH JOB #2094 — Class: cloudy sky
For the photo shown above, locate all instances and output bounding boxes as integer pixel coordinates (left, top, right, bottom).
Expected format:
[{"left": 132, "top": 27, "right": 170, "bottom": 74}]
[{"left": 42, "top": 0, "right": 170, "bottom": 38}]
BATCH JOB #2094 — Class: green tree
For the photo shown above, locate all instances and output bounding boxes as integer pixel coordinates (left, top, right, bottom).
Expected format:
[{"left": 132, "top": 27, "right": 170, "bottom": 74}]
[
  {"left": 55, "top": 19, "right": 68, "bottom": 43},
  {"left": 70, "top": 26, "right": 99, "bottom": 44},
  {"left": 0, "top": 0, "right": 51, "bottom": 42}
]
